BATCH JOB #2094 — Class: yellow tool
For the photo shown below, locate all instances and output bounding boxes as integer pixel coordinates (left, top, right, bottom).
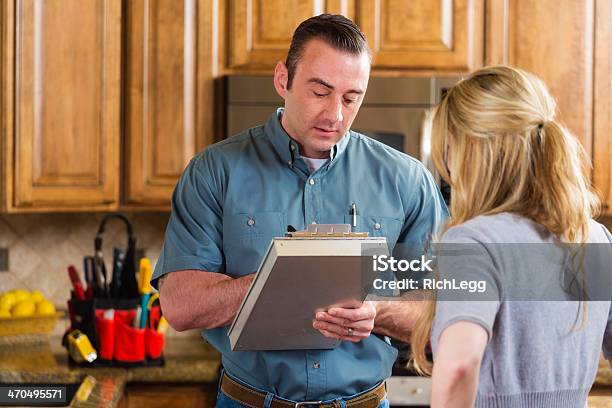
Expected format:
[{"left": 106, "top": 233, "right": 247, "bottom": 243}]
[
  {"left": 67, "top": 330, "right": 97, "bottom": 363},
  {"left": 138, "top": 258, "right": 153, "bottom": 294},
  {"left": 157, "top": 316, "right": 169, "bottom": 334},
  {"left": 74, "top": 375, "right": 97, "bottom": 402}
]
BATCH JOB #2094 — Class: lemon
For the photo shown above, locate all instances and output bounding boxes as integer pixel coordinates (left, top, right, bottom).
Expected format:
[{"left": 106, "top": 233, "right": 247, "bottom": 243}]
[
  {"left": 11, "top": 300, "right": 36, "bottom": 317},
  {"left": 0, "top": 309, "right": 10, "bottom": 318},
  {"left": 11, "top": 289, "right": 31, "bottom": 303},
  {"left": 36, "top": 300, "right": 56, "bottom": 316},
  {"left": 30, "top": 290, "right": 45, "bottom": 303},
  {"left": 0, "top": 292, "right": 16, "bottom": 311}
]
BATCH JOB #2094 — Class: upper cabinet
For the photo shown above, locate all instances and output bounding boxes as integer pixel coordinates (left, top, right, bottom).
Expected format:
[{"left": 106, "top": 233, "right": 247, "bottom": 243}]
[
  {"left": 228, "top": 0, "right": 358, "bottom": 69},
  {"left": 485, "top": 0, "right": 595, "bottom": 151},
  {"left": 485, "top": 0, "right": 612, "bottom": 213},
  {"left": 1, "top": 0, "right": 216, "bottom": 212},
  {"left": 592, "top": 0, "right": 612, "bottom": 213},
  {"left": 1, "top": 0, "right": 609, "bottom": 213},
  {"left": 124, "top": 0, "right": 215, "bottom": 208},
  {"left": 227, "top": 0, "right": 484, "bottom": 72},
  {"left": 3, "top": 0, "right": 121, "bottom": 212},
  {"left": 358, "top": 0, "right": 484, "bottom": 71}
]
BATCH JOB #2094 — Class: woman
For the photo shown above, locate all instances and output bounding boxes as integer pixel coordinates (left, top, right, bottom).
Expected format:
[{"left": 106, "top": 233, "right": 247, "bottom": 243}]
[{"left": 411, "top": 66, "right": 612, "bottom": 407}]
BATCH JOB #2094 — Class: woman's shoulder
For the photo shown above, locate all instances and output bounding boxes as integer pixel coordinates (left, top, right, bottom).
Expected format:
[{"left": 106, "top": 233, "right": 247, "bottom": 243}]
[
  {"left": 587, "top": 218, "right": 612, "bottom": 243},
  {"left": 441, "top": 213, "right": 550, "bottom": 244},
  {"left": 442, "top": 213, "right": 612, "bottom": 244}
]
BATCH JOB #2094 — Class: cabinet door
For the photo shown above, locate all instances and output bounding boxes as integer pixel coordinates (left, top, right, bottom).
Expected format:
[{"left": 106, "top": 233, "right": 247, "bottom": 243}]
[
  {"left": 124, "top": 0, "right": 217, "bottom": 208},
  {"left": 357, "top": 0, "right": 484, "bottom": 71},
  {"left": 119, "top": 384, "right": 217, "bottom": 408},
  {"left": 485, "top": 0, "right": 595, "bottom": 152},
  {"left": 592, "top": 0, "right": 612, "bottom": 213},
  {"left": 12, "top": 0, "right": 121, "bottom": 211},
  {"left": 486, "top": 0, "right": 612, "bottom": 213},
  {"left": 228, "top": 0, "right": 355, "bottom": 69}
]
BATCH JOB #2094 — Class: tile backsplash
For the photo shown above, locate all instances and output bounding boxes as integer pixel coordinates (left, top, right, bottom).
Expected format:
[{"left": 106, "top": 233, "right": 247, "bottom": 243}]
[{"left": 0, "top": 213, "right": 169, "bottom": 307}]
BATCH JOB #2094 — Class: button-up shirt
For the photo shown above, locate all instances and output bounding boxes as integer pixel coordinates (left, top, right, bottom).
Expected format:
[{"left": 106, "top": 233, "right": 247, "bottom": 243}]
[{"left": 152, "top": 108, "right": 448, "bottom": 401}]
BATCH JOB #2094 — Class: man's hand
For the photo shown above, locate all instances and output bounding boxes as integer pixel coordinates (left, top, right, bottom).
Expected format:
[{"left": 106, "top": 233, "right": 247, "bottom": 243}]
[{"left": 312, "top": 301, "right": 376, "bottom": 343}]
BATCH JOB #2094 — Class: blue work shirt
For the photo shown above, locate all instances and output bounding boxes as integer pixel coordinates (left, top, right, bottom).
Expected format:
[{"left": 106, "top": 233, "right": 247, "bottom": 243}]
[{"left": 152, "top": 108, "right": 448, "bottom": 401}]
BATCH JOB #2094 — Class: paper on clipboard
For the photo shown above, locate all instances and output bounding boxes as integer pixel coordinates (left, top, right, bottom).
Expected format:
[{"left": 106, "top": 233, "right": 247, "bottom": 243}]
[{"left": 228, "top": 233, "right": 389, "bottom": 351}]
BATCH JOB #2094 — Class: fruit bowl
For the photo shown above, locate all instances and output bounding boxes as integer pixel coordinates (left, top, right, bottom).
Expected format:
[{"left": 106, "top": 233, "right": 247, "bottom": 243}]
[
  {"left": 0, "top": 312, "right": 65, "bottom": 336},
  {"left": 0, "top": 290, "right": 62, "bottom": 337}
]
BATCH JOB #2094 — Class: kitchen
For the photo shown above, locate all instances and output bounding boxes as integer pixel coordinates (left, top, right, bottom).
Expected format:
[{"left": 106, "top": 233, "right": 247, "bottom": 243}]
[{"left": 0, "top": 1, "right": 611, "bottom": 407}]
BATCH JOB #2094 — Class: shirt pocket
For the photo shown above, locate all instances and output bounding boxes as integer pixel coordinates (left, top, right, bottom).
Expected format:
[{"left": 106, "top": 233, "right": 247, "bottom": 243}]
[
  {"left": 344, "top": 214, "right": 404, "bottom": 247},
  {"left": 223, "top": 212, "right": 285, "bottom": 277}
]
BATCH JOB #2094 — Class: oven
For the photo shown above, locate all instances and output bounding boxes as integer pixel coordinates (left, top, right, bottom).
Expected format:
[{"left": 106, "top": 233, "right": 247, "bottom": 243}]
[{"left": 225, "top": 75, "right": 458, "bottom": 407}]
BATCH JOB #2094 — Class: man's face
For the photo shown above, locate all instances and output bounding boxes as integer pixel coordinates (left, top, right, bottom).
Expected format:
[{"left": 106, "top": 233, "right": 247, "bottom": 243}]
[{"left": 274, "top": 39, "right": 370, "bottom": 159}]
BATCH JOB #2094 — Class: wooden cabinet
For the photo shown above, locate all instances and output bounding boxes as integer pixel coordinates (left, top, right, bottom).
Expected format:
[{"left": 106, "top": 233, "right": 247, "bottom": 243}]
[
  {"left": 358, "top": 0, "right": 484, "bottom": 71},
  {"left": 228, "top": 0, "right": 358, "bottom": 69},
  {"left": 227, "top": 0, "right": 484, "bottom": 72},
  {"left": 118, "top": 383, "right": 217, "bottom": 408},
  {"left": 592, "top": 0, "right": 612, "bottom": 213},
  {"left": 588, "top": 387, "right": 612, "bottom": 408},
  {"left": 486, "top": 0, "right": 612, "bottom": 214},
  {"left": 485, "top": 0, "right": 595, "bottom": 152},
  {"left": 2, "top": 0, "right": 121, "bottom": 212},
  {"left": 123, "top": 0, "right": 215, "bottom": 208},
  {"left": 1, "top": 1, "right": 610, "bottom": 212},
  {"left": 1, "top": 0, "right": 217, "bottom": 212}
]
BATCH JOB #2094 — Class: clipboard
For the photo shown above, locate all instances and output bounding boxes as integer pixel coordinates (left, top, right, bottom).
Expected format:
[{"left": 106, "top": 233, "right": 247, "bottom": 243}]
[{"left": 228, "top": 233, "right": 389, "bottom": 351}]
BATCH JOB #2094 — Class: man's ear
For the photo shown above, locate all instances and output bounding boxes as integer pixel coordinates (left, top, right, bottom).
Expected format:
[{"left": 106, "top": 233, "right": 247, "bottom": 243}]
[{"left": 273, "top": 61, "right": 288, "bottom": 99}]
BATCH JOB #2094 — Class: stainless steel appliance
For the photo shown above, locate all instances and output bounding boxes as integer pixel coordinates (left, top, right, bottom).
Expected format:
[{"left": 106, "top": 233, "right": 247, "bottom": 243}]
[
  {"left": 226, "top": 75, "right": 456, "bottom": 206},
  {"left": 225, "top": 75, "right": 458, "bottom": 407}
]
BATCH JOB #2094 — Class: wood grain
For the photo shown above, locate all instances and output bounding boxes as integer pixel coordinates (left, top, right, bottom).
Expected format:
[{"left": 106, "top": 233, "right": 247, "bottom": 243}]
[
  {"left": 357, "top": 0, "right": 484, "bottom": 71},
  {"left": 123, "top": 0, "right": 218, "bottom": 208},
  {"left": 487, "top": 0, "right": 594, "bottom": 152},
  {"left": 124, "top": 0, "right": 196, "bottom": 205},
  {"left": 118, "top": 383, "right": 217, "bottom": 408},
  {"left": 0, "top": 0, "right": 15, "bottom": 212},
  {"left": 592, "top": 0, "right": 612, "bottom": 213},
  {"left": 228, "top": 0, "right": 321, "bottom": 68},
  {"left": 12, "top": 0, "right": 121, "bottom": 210}
]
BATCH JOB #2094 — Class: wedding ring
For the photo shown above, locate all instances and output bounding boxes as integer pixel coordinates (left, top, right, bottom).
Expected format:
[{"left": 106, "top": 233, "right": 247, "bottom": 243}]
[{"left": 347, "top": 328, "right": 353, "bottom": 337}]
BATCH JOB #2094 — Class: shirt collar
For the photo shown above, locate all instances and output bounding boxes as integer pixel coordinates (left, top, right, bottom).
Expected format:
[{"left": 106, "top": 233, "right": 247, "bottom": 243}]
[{"left": 265, "top": 108, "right": 350, "bottom": 166}]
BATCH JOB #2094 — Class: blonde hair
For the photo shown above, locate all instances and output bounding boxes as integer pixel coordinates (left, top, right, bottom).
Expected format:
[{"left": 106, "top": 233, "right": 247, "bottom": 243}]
[{"left": 411, "top": 65, "right": 599, "bottom": 375}]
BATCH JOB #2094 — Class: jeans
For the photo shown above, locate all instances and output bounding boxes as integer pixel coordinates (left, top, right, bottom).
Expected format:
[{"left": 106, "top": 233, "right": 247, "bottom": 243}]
[{"left": 215, "top": 371, "right": 389, "bottom": 408}]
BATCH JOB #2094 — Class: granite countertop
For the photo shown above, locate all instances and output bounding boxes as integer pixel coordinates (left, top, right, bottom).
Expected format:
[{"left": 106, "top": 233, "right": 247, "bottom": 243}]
[{"left": 0, "top": 334, "right": 221, "bottom": 408}]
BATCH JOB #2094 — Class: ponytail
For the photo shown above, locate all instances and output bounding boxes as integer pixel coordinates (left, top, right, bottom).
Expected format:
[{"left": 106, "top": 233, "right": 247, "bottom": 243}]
[{"left": 527, "top": 120, "right": 598, "bottom": 242}]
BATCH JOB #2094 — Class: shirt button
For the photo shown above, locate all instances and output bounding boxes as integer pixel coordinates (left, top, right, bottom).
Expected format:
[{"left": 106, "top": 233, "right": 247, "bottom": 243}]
[
  {"left": 247, "top": 218, "right": 255, "bottom": 226},
  {"left": 374, "top": 223, "right": 381, "bottom": 230},
  {"left": 308, "top": 179, "right": 315, "bottom": 186},
  {"left": 313, "top": 362, "right": 320, "bottom": 369},
  {"left": 287, "top": 160, "right": 292, "bottom": 166},
  {"left": 290, "top": 144, "right": 296, "bottom": 151}
]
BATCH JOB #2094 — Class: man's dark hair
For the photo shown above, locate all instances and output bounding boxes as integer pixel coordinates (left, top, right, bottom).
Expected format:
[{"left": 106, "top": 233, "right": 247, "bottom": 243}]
[{"left": 285, "top": 14, "right": 370, "bottom": 90}]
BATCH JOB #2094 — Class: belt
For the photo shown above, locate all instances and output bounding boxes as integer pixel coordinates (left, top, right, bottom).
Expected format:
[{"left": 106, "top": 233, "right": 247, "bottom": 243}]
[{"left": 220, "top": 373, "right": 387, "bottom": 408}]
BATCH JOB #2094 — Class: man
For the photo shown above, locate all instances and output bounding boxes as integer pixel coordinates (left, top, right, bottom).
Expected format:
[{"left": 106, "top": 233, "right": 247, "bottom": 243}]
[{"left": 153, "top": 14, "right": 447, "bottom": 407}]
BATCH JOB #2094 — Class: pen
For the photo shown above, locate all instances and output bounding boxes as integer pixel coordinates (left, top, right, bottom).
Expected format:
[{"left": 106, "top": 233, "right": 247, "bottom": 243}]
[{"left": 350, "top": 203, "right": 358, "bottom": 228}]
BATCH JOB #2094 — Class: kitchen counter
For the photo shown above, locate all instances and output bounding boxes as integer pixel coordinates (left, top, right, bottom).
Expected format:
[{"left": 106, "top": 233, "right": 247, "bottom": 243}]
[
  {"left": 596, "top": 356, "right": 612, "bottom": 388},
  {"left": 0, "top": 334, "right": 609, "bottom": 407},
  {"left": 0, "top": 333, "right": 221, "bottom": 407}
]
